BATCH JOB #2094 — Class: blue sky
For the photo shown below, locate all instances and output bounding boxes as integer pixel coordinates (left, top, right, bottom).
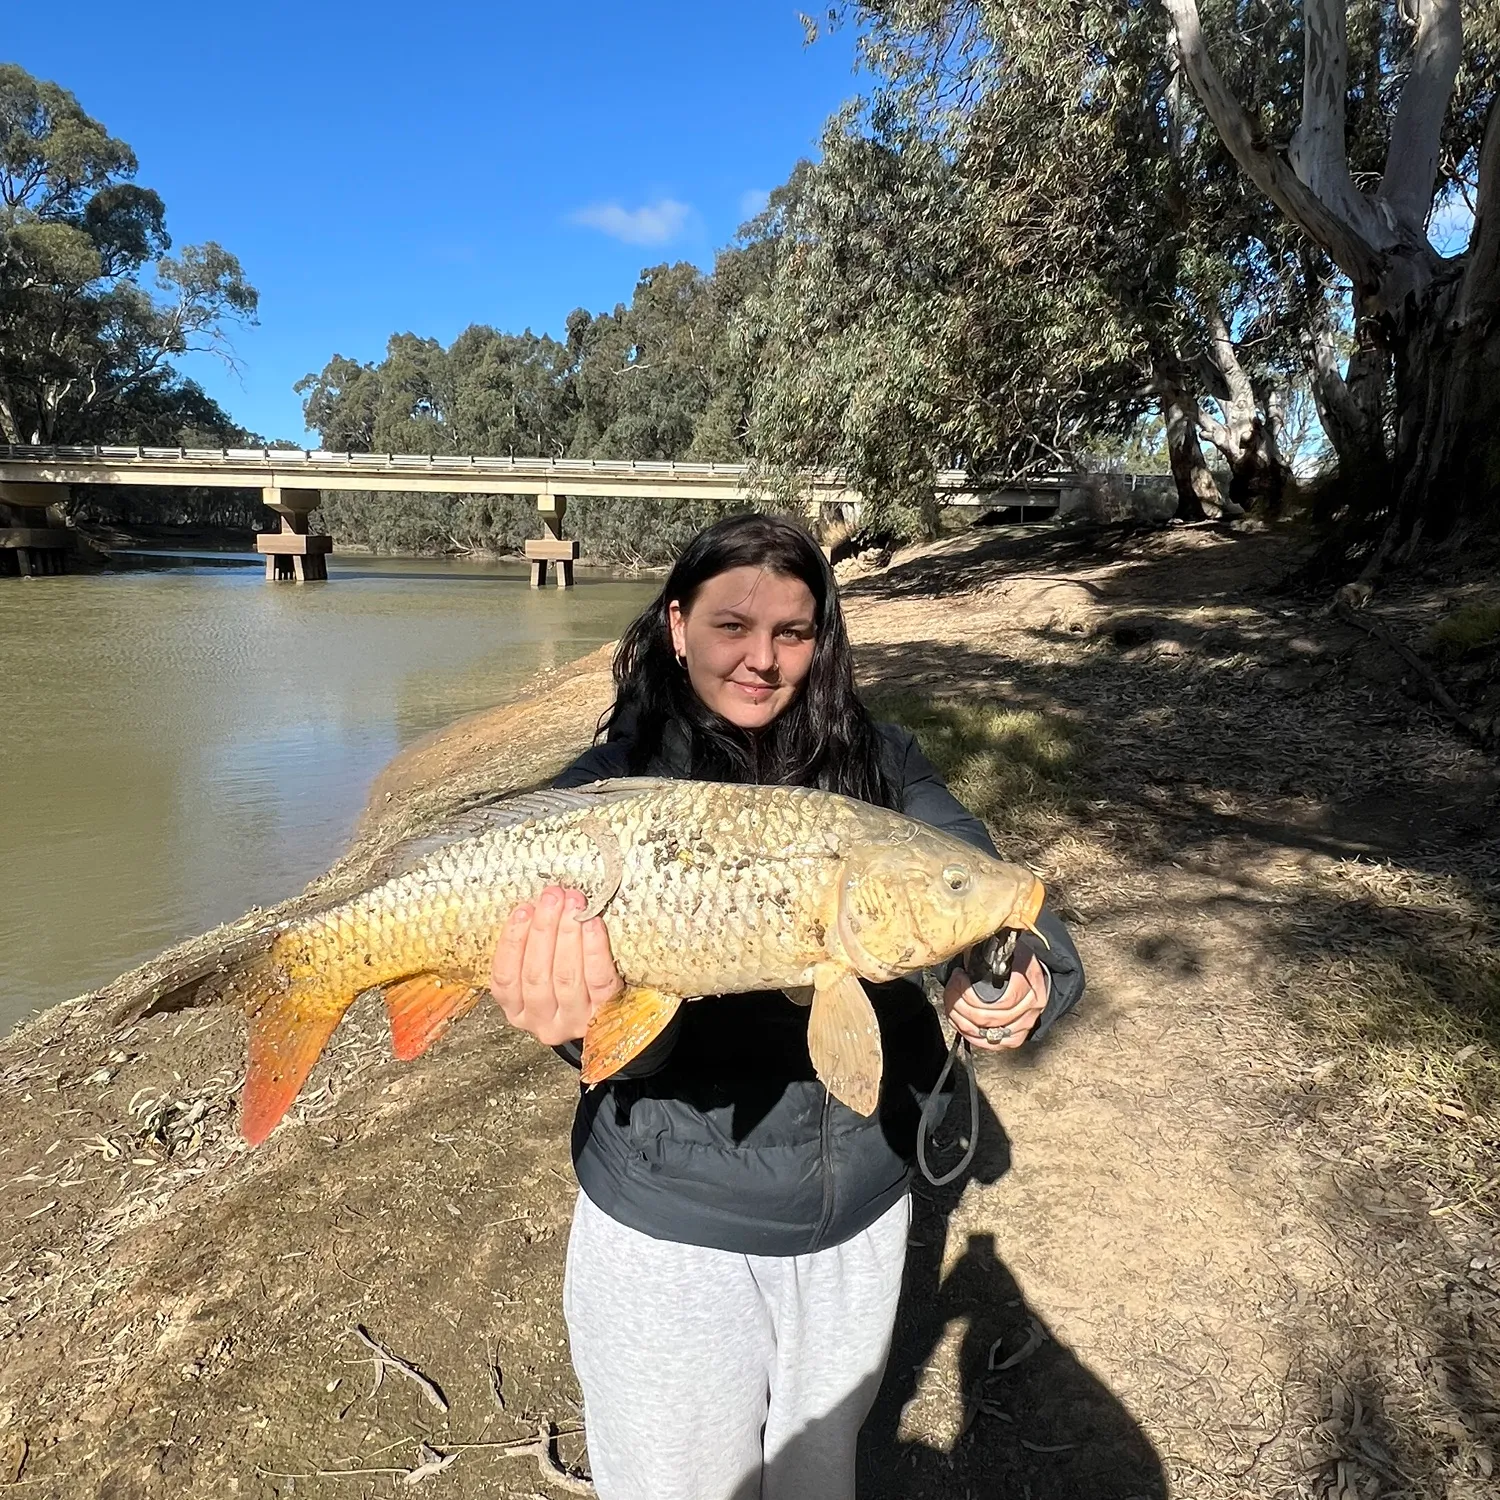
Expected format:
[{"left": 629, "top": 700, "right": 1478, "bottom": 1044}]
[{"left": 11, "top": 3, "right": 862, "bottom": 442}]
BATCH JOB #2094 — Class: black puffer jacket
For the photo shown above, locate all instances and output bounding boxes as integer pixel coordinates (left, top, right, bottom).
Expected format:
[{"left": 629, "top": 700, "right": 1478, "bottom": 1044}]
[{"left": 552, "top": 722, "right": 1084, "bottom": 1255}]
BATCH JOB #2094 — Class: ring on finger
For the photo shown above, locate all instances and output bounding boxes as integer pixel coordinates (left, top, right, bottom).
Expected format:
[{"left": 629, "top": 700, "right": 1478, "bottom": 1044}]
[{"left": 981, "top": 1023, "right": 1013, "bottom": 1044}]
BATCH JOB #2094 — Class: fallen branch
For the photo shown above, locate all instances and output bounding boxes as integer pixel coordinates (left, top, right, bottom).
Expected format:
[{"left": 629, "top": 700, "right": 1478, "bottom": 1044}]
[
  {"left": 501, "top": 1421, "right": 595, "bottom": 1496},
  {"left": 349, "top": 1325, "right": 450, "bottom": 1412},
  {"left": 253, "top": 1425, "right": 590, "bottom": 1488},
  {"left": 1334, "top": 602, "right": 1497, "bottom": 754},
  {"left": 403, "top": 1443, "right": 457, "bottom": 1486},
  {"left": 486, "top": 1337, "right": 506, "bottom": 1411}
]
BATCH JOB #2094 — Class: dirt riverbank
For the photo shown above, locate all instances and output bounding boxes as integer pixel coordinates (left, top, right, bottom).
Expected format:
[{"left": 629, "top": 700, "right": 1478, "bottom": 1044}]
[{"left": 2, "top": 522, "right": 1496, "bottom": 1499}]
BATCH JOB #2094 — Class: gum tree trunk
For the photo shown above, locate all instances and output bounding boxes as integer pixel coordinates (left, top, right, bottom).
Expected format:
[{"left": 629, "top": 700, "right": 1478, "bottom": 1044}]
[
  {"left": 1383, "top": 278, "right": 1500, "bottom": 550},
  {"left": 1157, "top": 370, "right": 1223, "bottom": 521}
]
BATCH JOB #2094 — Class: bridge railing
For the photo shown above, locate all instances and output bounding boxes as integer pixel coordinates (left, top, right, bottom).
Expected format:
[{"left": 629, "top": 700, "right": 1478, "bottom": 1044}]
[
  {"left": 0, "top": 443, "right": 1080, "bottom": 503},
  {"left": 0, "top": 443, "right": 767, "bottom": 477}
]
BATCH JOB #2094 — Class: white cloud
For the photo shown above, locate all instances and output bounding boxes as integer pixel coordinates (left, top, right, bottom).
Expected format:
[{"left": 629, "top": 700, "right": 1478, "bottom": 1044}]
[
  {"left": 569, "top": 198, "right": 692, "bottom": 246},
  {"left": 738, "top": 188, "right": 771, "bottom": 221}
]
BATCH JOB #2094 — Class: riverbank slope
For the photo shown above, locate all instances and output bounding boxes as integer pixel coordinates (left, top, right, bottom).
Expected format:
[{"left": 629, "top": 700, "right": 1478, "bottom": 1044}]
[{"left": 2, "top": 522, "right": 1496, "bottom": 1499}]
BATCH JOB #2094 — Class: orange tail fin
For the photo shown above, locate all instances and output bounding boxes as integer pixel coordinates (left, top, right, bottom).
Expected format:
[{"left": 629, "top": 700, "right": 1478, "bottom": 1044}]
[
  {"left": 241, "top": 978, "right": 352, "bottom": 1146},
  {"left": 383, "top": 974, "right": 482, "bottom": 1062}
]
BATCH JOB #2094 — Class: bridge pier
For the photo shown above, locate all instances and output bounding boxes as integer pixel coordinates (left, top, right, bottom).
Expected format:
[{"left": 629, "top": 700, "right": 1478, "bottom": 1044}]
[
  {"left": 524, "top": 493, "right": 579, "bottom": 588},
  {"left": 256, "top": 487, "right": 332, "bottom": 581},
  {"left": 0, "top": 481, "right": 70, "bottom": 577}
]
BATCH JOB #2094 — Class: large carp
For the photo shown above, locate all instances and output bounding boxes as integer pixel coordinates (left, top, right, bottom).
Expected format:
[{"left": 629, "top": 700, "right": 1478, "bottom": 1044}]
[{"left": 233, "top": 778, "right": 1045, "bottom": 1145}]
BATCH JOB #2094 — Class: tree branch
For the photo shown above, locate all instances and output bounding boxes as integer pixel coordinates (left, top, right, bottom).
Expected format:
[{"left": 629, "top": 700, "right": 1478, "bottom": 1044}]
[
  {"left": 1196, "top": 406, "right": 1238, "bottom": 459},
  {"left": 1202, "top": 304, "right": 1256, "bottom": 423},
  {"left": 1162, "top": 0, "right": 1385, "bottom": 288},
  {"left": 1380, "top": 0, "right": 1465, "bottom": 237},
  {"left": 1288, "top": 0, "right": 1376, "bottom": 235}
]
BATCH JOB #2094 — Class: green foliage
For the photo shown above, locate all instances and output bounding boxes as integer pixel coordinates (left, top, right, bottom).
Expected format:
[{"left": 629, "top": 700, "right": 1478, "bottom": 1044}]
[
  {"left": 296, "top": 254, "right": 784, "bottom": 558},
  {"left": 0, "top": 64, "right": 256, "bottom": 446},
  {"left": 750, "top": 1, "right": 1353, "bottom": 532},
  {"left": 748, "top": 5, "right": 1176, "bottom": 532},
  {"left": 311, "top": 491, "right": 751, "bottom": 566},
  {"left": 298, "top": 254, "right": 771, "bottom": 470}
]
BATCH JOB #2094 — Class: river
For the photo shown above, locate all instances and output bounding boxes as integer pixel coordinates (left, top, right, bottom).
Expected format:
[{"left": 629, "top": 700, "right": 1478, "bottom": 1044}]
[{"left": 0, "top": 553, "right": 655, "bottom": 1035}]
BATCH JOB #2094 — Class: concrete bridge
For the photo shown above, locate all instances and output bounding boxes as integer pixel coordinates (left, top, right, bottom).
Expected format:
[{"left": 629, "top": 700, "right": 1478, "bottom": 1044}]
[{"left": 0, "top": 444, "right": 1074, "bottom": 585}]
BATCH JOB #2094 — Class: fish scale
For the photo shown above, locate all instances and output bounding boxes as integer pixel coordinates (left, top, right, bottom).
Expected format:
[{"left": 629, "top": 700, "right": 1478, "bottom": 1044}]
[{"left": 233, "top": 778, "right": 1046, "bottom": 1145}]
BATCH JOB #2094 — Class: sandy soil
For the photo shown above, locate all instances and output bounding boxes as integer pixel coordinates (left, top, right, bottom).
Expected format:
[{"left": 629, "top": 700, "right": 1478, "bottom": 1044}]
[{"left": 1, "top": 522, "right": 1496, "bottom": 1499}]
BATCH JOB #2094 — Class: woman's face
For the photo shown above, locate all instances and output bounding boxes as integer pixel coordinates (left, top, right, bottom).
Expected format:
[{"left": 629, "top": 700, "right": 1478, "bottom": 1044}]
[{"left": 668, "top": 566, "right": 818, "bottom": 731}]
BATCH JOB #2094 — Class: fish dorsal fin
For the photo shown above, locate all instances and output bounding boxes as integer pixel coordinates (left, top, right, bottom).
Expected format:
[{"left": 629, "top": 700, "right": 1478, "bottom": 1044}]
[
  {"left": 378, "top": 783, "right": 647, "bottom": 881},
  {"left": 582, "top": 776, "right": 681, "bottom": 795}
]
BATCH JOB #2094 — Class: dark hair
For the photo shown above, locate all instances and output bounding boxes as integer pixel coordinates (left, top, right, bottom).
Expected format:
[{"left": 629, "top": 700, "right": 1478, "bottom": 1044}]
[{"left": 602, "top": 512, "right": 897, "bottom": 808}]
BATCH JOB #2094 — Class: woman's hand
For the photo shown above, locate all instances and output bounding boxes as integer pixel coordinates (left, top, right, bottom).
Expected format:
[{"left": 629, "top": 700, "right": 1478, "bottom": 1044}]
[
  {"left": 943, "top": 937, "right": 1049, "bottom": 1052},
  {"left": 489, "top": 885, "right": 624, "bottom": 1046}
]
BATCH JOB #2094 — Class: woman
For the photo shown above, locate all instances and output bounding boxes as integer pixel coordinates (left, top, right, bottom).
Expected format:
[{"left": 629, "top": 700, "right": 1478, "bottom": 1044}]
[{"left": 489, "top": 514, "right": 1083, "bottom": 1500}]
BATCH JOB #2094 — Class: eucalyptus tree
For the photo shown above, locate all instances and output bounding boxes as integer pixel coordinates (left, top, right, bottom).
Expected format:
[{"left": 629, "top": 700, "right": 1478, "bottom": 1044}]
[
  {"left": 753, "top": 1, "right": 1317, "bottom": 531},
  {"left": 566, "top": 260, "right": 750, "bottom": 461},
  {"left": 0, "top": 65, "right": 256, "bottom": 445},
  {"left": 297, "top": 328, "right": 577, "bottom": 456},
  {"left": 748, "top": 30, "right": 1164, "bottom": 534},
  {"left": 1161, "top": 0, "right": 1499, "bottom": 565}
]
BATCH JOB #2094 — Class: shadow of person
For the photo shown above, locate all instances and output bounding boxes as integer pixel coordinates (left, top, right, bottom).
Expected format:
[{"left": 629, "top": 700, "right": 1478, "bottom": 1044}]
[{"left": 858, "top": 1086, "right": 1167, "bottom": 1499}]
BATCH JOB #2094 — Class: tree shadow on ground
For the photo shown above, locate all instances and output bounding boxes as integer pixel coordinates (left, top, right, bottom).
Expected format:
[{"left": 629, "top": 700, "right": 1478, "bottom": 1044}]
[
  {"left": 853, "top": 595, "right": 1498, "bottom": 1494},
  {"left": 859, "top": 1089, "right": 1168, "bottom": 1500},
  {"left": 846, "top": 520, "right": 1284, "bottom": 607},
  {"left": 856, "top": 629, "right": 1499, "bottom": 880}
]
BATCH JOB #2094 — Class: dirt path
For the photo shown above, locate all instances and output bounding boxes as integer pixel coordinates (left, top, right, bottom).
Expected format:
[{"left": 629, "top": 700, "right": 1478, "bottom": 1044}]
[{"left": 1, "top": 524, "right": 1496, "bottom": 1499}]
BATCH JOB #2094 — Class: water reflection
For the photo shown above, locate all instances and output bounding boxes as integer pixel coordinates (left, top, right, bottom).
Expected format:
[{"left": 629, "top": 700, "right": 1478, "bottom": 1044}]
[{"left": 0, "top": 555, "right": 654, "bottom": 1032}]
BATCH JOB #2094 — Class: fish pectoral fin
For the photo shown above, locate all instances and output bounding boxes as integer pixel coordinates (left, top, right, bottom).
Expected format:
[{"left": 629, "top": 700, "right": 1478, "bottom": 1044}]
[
  {"left": 383, "top": 973, "right": 483, "bottom": 1062},
  {"left": 576, "top": 815, "right": 624, "bottom": 921},
  {"left": 807, "top": 966, "right": 883, "bottom": 1118},
  {"left": 580, "top": 987, "right": 684, "bottom": 1085},
  {"left": 783, "top": 985, "right": 815, "bottom": 1008},
  {"left": 242, "top": 978, "right": 352, "bottom": 1147}
]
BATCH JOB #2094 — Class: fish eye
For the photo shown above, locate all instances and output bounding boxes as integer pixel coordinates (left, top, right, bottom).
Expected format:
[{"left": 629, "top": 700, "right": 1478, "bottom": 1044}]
[{"left": 943, "top": 864, "right": 969, "bottom": 892}]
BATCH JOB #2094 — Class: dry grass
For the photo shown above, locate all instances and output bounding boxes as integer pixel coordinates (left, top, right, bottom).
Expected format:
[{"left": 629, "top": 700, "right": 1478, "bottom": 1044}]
[
  {"left": 873, "top": 693, "right": 1085, "bottom": 848},
  {"left": 1280, "top": 857, "right": 1500, "bottom": 1217}
]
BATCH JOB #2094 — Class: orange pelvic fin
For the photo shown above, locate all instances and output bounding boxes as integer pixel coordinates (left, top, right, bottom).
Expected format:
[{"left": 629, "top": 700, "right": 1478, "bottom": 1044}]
[
  {"left": 580, "top": 986, "right": 684, "bottom": 1085},
  {"left": 384, "top": 973, "right": 482, "bottom": 1062},
  {"left": 241, "top": 981, "right": 351, "bottom": 1146}
]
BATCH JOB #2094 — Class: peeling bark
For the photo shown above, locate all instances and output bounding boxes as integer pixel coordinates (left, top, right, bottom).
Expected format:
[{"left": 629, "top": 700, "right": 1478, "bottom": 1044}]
[
  {"left": 1456, "top": 95, "right": 1500, "bottom": 328},
  {"left": 1384, "top": 276, "right": 1500, "bottom": 546},
  {"left": 1289, "top": 0, "right": 1386, "bottom": 243}
]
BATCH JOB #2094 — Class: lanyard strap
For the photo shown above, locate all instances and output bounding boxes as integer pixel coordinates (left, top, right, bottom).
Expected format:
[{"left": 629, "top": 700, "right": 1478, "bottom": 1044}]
[{"left": 915, "top": 1030, "right": 979, "bottom": 1187}]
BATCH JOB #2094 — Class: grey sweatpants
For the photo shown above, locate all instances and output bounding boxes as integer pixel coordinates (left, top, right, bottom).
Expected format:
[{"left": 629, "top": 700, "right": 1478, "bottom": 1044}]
[{"left": 563, "top": 1189, "right": 911, "bottom": 1500}]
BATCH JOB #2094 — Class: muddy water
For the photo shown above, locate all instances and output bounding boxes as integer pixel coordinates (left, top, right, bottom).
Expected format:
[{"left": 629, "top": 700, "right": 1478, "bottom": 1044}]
[{"left": 0, "top": 554, "right": 654, "bottom": 1033}]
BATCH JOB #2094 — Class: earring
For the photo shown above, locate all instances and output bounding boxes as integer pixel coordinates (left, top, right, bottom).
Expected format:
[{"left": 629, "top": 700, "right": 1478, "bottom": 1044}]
[{"left": 675, "top": 652, "right": 688, "bottom": 670}]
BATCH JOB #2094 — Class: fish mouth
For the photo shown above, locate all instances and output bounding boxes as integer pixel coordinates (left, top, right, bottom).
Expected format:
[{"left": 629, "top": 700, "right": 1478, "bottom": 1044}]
[{"left": 1001, "top": 875, "right": 1048, "bottom": 947}]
